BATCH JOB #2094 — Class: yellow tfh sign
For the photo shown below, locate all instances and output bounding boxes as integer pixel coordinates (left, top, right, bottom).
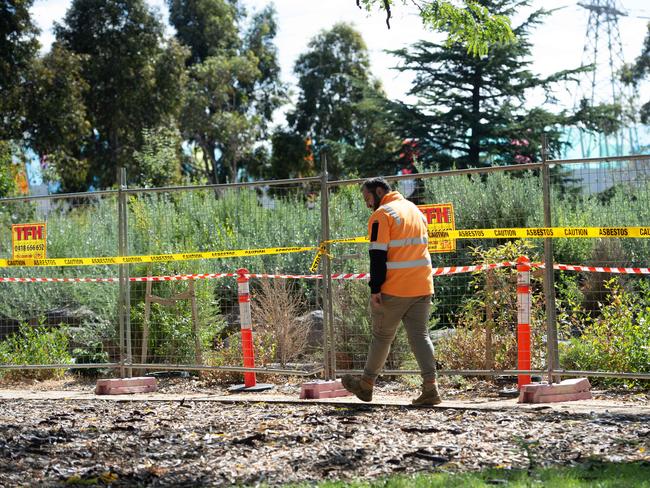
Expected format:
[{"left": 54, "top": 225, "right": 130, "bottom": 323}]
[
  {"left": 12, "top": 223, "right": 47, "bottom": 259},
  {"left": 418, "top": 203, "right": 456, "bottom": 253}
]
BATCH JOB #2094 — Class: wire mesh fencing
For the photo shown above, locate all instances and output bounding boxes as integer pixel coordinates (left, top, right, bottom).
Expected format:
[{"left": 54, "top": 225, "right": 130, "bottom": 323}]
[
  {"left": 0, "top": 192, "right": 121, "bottom": 378},
  {"left": 123, "top": 181, "right": 324, "bottom": 377},
  {"left": 549, "top": 156, "right": 650, "bottom": 381},
  {"left": 0, "top": 153, "right": 649, "bottom": 385}
]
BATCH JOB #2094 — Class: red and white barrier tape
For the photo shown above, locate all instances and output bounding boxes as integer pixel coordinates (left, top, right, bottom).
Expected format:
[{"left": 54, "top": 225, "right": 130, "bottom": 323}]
[
  {"left": 432, "top": 261, "right": 516, "bottom": 275},
  {"left": 0, "top": 276, "right": 118, "bottom": 283},
  {"left": 0, "top": 272, "right": 368, "bottom": 283},
  {"left": 248, "top": 273, "right": 371, "bottom": 280},
  {"left": 131, "top": 272, "right": 237, "bottom": 282},
  {"left": 1, "top": 261, "right": 648, "bottom": 283},
  {"left": 553, "top": 264, "right": 650, "bottom": 274}
]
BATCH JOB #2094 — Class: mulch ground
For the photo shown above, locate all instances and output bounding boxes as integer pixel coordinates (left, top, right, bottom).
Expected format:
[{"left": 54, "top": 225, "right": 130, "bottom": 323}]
[{"left": 1, "top": 376, "right": 649, "bottom": 487}]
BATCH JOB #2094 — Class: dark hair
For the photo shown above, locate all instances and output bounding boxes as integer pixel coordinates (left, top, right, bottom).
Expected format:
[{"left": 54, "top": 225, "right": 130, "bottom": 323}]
[{"left": 361, "top": 177, "right": 391, "bottom": 193}]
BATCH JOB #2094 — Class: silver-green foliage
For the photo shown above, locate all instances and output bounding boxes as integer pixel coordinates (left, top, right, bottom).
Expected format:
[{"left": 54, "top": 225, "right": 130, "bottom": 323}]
[
  {"left": 0, "top": 322, "right": 72, "bottom": 379},
  {"left": 560, "top": 277, "right": 650, "bottom": 385}
]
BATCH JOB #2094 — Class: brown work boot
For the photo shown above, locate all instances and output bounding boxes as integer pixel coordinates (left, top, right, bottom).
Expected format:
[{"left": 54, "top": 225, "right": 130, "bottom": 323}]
[
  {"left": 341, "top": 375, "right": 373, "bottom": 402},
  {"left": 412, "top": 381, "right": 442, "bottom": 406}
]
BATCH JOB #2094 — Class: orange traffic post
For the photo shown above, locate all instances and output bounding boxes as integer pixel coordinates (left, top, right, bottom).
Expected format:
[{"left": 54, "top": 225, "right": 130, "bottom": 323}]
[
  {"left": 516, "top": 256, "right": 532, "bottom": 389},
  {"left": 237, "top": 268, "right": 256, "bottom": 387}
]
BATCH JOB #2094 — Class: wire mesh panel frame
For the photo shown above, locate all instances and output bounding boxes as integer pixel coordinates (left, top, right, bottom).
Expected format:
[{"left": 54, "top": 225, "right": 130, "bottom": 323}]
[{"left": 1, "top": 154, "right": 650, "bottom": 383}]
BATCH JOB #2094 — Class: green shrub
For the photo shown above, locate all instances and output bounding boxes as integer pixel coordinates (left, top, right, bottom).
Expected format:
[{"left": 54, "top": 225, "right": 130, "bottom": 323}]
[
  {"left": 560, "top": 277, "right": 650, "bottom": 386},
  {"left": 437, "top": 240, "right": 548, "bottom": 371},
  {"left": 130, "top": 277, "right": 227, "bottom": 365},
  {"left": 0, "top": 322, "right": 72, "bottom": 380},
  {"left": 131, "top": 300, "right": 219, "bottom": 365},
  {"left": 71, "top": 340, "right": 110, "bottom": 377}
]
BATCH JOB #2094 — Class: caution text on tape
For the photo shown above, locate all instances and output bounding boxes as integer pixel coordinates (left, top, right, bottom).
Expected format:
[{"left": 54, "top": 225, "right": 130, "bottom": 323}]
[
  {"left": 323, "top": 227, "right": 650, "bottom": 250},
  {"left": 0, "top": 245, "right": 317, "bottom": 269},
  {"left": 433, "top": 226, "right": 650, "bottom": 239},
  {"left": 3, "top": 226, "right": 650, "bottom": 269}
]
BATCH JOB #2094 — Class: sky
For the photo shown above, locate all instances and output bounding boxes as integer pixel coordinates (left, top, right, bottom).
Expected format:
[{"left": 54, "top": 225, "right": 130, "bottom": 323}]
[{"left": 30, "top": 0, "right": 650, "bottom": 132}]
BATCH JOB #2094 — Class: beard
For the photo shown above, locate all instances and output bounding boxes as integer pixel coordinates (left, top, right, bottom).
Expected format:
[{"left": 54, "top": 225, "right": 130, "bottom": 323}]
[{"left": 371, "top": 191, "right": 381, "bottom": 210}]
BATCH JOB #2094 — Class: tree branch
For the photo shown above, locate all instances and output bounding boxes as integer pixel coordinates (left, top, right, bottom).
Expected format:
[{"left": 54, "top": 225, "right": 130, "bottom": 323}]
[{"left": 383, "top": 0, "right": 392, "bottom": 29}]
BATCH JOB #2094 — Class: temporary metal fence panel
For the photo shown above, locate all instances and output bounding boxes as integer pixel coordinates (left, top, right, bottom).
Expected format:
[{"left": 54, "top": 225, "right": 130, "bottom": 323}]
[
  {"left": 326, "top": 165, "right": 548, "bottom": 377},
  {"left": 2, "top": 155, "right": 649, "bottom": 384},
  {"left": 548, "top": 155, "right": 650, "bottom": 381},
  {"left": 124, "top": 181, "right": 324, "bottom": 377},
  {"left": 0, "top": 192, "right": 122, "bottom": 378}
]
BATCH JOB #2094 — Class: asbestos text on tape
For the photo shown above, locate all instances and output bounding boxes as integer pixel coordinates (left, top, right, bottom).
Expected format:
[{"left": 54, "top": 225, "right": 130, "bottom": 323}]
[
  {"left": 0, "top": 245, "right": 317, "bottom": 268},
  {"left": 3, "top": 226, "right": 650, "bottom": 269},
  {"left": 430, "top": 226, "right": 650, "bottom": 239}
]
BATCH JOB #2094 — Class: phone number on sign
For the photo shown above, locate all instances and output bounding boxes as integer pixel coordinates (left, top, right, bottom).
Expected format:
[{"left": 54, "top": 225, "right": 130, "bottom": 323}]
[{"left": 14, "top": 244, "right": 45, "bottom": 251}]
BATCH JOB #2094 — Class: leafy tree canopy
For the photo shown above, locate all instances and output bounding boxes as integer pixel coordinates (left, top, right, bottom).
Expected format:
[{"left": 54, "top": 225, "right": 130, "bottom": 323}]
[
  {"left": 172, "top": 1, "right": 285, "bottom": 183},
  {"left": 23, "top": 45, "right": 91, "bottom": 193},
  {"left": 285, "top": 23, "right": 401, "bottom": 179},
  {"left": 0, "top": 0, "right": 40, "bottom": 139},
  {"left": 355, "top": 0, "right": 515, "bottom": 56},
  {"left": 384, "top": 0, "right": 590, "bottom": 170},
  {"left": 168, "top": 0, "right": 242, "bottom": 64},
  {"left": 54, "top": 0, "right": 188, "bottom": 188}
]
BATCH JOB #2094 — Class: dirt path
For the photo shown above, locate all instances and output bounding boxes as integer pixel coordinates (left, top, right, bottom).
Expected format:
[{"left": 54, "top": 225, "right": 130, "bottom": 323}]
[{"left": 1, "top": 380, "right": 649, "bottom": 486}]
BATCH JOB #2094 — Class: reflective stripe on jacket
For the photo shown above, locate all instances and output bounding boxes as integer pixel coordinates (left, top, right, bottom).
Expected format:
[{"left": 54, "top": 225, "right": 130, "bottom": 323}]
[{"left": 367, "top": 191, "right": 434, "bottom": 297}]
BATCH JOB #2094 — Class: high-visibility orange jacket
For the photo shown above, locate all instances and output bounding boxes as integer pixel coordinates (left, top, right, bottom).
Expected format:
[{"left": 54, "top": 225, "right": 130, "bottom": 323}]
[{"left": 367, "top": 191, "right": 433, "bottom": 297}]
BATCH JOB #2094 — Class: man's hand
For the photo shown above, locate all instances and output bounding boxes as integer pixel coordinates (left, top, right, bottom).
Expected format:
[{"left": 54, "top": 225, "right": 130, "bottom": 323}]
[{"left": 370, "top": 293, "right": 383, "bottom": 307}]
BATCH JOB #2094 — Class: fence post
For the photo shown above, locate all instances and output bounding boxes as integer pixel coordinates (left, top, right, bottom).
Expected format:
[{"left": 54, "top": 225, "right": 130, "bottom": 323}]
[
  {"left": 541, "top": 135, "right": 560, "bottom": 383},
  {"left": 484, "top": 269, "right": 495, "bottom": 373},
  {"left": 237, "top": 268, "right": 256, "bottom": 387},
  {"left": 117, "top": 168, "right": 131, "bottom": 378},
  {"left": 516, "top": 255, "right": 532, "bottom": 388},
  {"left": 320, "top": 152, "right": 336, "bottom": 380}
]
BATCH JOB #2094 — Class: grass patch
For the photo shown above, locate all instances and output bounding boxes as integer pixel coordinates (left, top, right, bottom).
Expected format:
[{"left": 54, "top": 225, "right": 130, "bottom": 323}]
[{"left": 290, "top": 461, "right": 650, "bottom": 487}]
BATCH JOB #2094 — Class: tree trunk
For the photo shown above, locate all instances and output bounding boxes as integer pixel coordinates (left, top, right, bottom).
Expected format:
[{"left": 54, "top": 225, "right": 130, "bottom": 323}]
[
  {"left": 230, "top": 157, "right": 238, "bottom": 183},
  {"left": 468, "top": 65, "right": 482, "bottom": 168},
  {"left": 109, "top": 126, "right": 120, "bottom": 186},
  {"left": 199, "top": 139, "right": 218, "bottom": 184}
]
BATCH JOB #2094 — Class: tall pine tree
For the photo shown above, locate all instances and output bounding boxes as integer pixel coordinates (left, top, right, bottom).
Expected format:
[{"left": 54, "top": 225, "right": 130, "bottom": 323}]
[{"left": 386, "top": 0, "right": 586, "bottom": 170}]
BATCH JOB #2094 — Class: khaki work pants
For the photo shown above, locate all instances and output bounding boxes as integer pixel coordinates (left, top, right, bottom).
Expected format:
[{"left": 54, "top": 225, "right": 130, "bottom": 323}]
[{"left": 363, "top": 294, "right": 437, "bottom": 384}]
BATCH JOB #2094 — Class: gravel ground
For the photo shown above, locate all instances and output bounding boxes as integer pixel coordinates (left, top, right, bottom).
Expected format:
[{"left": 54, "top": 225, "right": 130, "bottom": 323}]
[{"left": 1, "top": 377, "right": 649, "bottom": 487}]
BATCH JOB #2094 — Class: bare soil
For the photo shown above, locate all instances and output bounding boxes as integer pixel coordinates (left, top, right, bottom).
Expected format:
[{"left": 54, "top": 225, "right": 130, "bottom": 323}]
[{"left": 0, "top": 376, "right": 648, "bottom": 487}]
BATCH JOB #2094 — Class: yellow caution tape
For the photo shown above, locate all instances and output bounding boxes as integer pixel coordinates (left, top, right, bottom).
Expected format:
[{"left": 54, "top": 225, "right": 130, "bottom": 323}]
[
  {"left": 318, "top": 226, "right": 650, "bottom": 248},
  {"left": 309, "top": 237, "right": 369, "bottom": 271},
  {"left": 432, "top": 226, "right": 650, "bottom": 239},
  {"left": 3, "top": 226, "right": 650, "bottom": 269},
  {"left": 329, "top": 227, "right": 650, "bottom": 244},
  {"left": 309, "top": 246, "right": 325, "bottom": 273},
  {"left": 0, "top": 245, "right": 317, "bottom": 268},
  {"left": 310, "top": 227, "right": 650, "bottom": 265},
  {"left": 324, "top": 236, "right": 369, "bottom": 244}
]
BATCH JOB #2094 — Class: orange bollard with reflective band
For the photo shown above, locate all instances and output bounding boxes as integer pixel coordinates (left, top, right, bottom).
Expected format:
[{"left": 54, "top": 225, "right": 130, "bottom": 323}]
[
  {"left": 237, "top": 268, "right": 256, "bottom": 387},
  {"left": 228, "top": 269, "right": 273, "bottom": 393},
  {"left": 516, "top": 256, "right": 532, "bottom": 389}
]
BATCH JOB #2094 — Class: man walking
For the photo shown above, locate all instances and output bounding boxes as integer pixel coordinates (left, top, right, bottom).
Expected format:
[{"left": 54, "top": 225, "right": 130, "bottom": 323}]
[{"left": 341, "top": 177, "right": 442, "bottom": 405}]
